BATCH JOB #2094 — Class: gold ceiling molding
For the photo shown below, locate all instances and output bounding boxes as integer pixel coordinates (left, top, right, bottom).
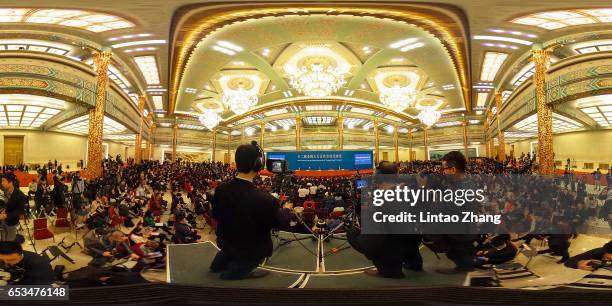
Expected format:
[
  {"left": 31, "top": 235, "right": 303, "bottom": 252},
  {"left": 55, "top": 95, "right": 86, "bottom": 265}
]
[
  {"left": 221, "top": 98, "right": 417, "bottom": 126},
  {"left": 169, "top": 2, "right": 471, "bottom": 114}
]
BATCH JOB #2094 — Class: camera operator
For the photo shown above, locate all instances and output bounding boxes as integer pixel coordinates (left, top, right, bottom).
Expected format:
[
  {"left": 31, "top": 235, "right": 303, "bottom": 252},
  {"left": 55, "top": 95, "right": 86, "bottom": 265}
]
[
  {"left": 347, "top": 161, "right": 422, "bottom": 278},
  {"left": 209, "top": 141, "right": 292, "bottom": 280},
  {"left": 0, "top": 241, "right": 54, "bottom": 285},
  {"left": 1, "top": 173, "right": 26, "bottom": 242},
  {"left": 35, "top": 178, "right": 52, "bottom": 216},
  {"left": 565, "top": 240, "right": 612, "bottom": 271}
]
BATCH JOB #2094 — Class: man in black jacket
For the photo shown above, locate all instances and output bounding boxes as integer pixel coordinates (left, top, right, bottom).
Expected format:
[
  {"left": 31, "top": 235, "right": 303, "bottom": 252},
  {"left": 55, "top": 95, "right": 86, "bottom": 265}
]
[
  {"left": 564, "top": 240, "right": 612, "bottom": 271},
  {"left": 1, "top": 173, "right": 26, "bottom": 242},
  {"left": 210, "top": 142, "right": 292, "bottom": 280},
  {"left": 0, "top": 241, "right": 54, "bottom": 285}
]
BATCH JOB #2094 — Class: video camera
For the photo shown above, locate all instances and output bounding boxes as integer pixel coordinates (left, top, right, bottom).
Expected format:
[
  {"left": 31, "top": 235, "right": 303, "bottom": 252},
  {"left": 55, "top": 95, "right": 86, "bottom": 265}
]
[
  {"left": 587, "top": 260, "right": 612, "bottom": 271},
  {"left": 266, "top": 159, "right": 288, "bottom": 174}
]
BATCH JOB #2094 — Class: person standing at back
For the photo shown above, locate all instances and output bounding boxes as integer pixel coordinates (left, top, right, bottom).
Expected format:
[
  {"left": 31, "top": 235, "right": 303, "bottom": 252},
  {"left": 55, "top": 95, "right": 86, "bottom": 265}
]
[{"left": 209, "top": 141, "right": 292, "bottom": 280}]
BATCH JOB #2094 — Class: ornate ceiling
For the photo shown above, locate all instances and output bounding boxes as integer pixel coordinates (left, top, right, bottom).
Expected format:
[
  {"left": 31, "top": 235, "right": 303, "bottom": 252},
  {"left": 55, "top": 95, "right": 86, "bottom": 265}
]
[{"left": 0, "top": 1, "right": 610, "bottom": 135}]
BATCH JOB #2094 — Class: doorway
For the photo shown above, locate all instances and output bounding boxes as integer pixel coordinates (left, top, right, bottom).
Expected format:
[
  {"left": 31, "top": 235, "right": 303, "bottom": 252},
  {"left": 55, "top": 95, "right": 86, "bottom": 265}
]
[{"left": 3, "top": 136, "right": 24, "bottom": 165}]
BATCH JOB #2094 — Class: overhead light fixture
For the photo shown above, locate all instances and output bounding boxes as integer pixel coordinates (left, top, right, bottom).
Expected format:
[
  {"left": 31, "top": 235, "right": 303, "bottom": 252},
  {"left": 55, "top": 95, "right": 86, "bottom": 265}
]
[
  {"left": 282, "top": 90, "right": 293, "bottom": 98},
  {"left": 152, "top": 96, "right": 163, "bottom": 110},
  {"left": 111, "top": 40, "right": 166, "bottom": 49},
  {"left": 488, "top": 29, "right": 537, "bottom": 38},
  {"left": 108, "top": 33, "right": 153, "bottom": 41},
  {"left": 389, "top": 38, "right": 418, "bottom": 49},
  {"left": 476, "top": 93, "right": 489, "bottom": 107},
  {"left": 133, "top": 56, "right": 160, "bottom": 85},
  {"left": 185, "top": 88, "right": 197, "bottom": 94},
  {"left": 285, "top": 62, "right": 348, "bottom": 98},
  {"left": 474, "top": 35, "right": 533, "bottom": 46},
  {"left": 399, "top": 42, "right": 425, "bottom": 52},
  {"left": 124, "top": 47, "right": 156, "bottom": 53},
  {"left": 222, "top": 88, "right": 258, "bottom": 115},
  {"left": 442, "top": 84, "right": 455, "bottom": 90},
  {"left": 305, "top": 105, "right": 333, "bottom": 111},
  {"left": 417, "top": 107, "right": 442, "bottom": 127},
  {"left": 480, "top": 52, "right": 509, "bottom": 81},
  {"left": 198, "top": 110, "right": 221, "bottom": 130},
  {"left": 511, "top": 9, "right": 612, "bottom": 30},
  {"left": 304, "top": 116, "right": 334, "bottom": 125},
  {"left": 264, "top": 109, "right": 287, "bottom": 116},
  {"left": 379, "top": 85, "right": 416, "bottom": 112},
  {"left": 0, "top": 9, "right": 134, "bottom": 32},
  {"left": 344, "top": 89, "right": 355, "bottom": 96}
]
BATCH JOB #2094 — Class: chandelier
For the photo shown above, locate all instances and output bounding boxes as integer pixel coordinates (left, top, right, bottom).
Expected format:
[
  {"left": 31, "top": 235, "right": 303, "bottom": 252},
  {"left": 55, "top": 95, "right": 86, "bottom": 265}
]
[
  {"left": 379, "top": 85, "right": 417, "bottom": 112},
  {"left": 417, "top": 107, "right": 441, "bottom": 127},
  {"left": 221, "top": 88, "right": 258, "bottom": 115},
  {"left": 198, "top": 110, "right": 221, "bottom": 130},
  {"left": 286, "top": 63, "right": 347, "bottom": 98}
]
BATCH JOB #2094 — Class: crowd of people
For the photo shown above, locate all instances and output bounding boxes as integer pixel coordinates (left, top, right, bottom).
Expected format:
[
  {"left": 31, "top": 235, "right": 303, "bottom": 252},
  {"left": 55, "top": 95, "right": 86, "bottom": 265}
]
[{"left": 0, "top": 145, "right": 609, "bottom": 284}]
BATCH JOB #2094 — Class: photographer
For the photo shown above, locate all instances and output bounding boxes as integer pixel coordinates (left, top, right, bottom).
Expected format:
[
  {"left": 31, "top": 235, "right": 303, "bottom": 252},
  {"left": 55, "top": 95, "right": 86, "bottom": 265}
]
[
  {"left": 209, "top": 142, "right": 292, "bottom": 280},
  {"left": 0, "top": 241, "right": 54, "bottom": 285},
  {"left": 347, "top": 161, "right": 422, "bottom": 278},
  {"left": 35, "top": 178, "right": 52, "bottom": 216},
  {"left": 1, "top": 173, "right": 27, "bottom": 242},
  {"left": 564, "top": 240, "right": 612, "bottom": 271}
]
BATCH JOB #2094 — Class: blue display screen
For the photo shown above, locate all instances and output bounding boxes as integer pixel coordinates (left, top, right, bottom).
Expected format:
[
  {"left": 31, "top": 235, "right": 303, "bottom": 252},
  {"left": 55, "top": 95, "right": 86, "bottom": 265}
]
[{"left": 354, "top": 153, "right": 372, "bottom": 166}]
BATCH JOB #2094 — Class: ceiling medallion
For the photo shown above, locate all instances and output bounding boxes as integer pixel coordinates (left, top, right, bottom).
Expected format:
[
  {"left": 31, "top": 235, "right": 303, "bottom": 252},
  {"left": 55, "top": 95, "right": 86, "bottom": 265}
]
[{"left": 417, "top": 107, "right": 441, "bottom": 127}]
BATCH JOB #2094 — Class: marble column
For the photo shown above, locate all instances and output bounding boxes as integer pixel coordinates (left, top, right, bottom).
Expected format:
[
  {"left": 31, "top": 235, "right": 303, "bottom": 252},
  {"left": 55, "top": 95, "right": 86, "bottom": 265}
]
[{"left": 86, "top": 50, "right": 112, "bottom": 178}]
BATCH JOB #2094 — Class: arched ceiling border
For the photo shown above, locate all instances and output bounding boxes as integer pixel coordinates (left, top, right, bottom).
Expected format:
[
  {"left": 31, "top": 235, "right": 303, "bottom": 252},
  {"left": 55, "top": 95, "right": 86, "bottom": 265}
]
[{"left": 169, "top": 1, "right": 471, "bottom": 115}]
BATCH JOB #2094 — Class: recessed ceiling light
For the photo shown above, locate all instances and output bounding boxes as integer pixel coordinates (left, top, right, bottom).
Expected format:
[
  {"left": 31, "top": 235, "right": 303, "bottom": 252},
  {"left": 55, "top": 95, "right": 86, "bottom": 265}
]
[
  {"left": 389, "top": 38, "right": 418, "bottom": 49},
  {"left": 474, "top": 35, "right": 533, "bottom": 46},
  {"left": 133, "top": 56, "right": 160, "bottom": 85},
  {"left": 480, "top": 52, "right": 509, "bottom": 81},
  {"left": 111, "top": 40, "right": 166, "bottom": 49}
]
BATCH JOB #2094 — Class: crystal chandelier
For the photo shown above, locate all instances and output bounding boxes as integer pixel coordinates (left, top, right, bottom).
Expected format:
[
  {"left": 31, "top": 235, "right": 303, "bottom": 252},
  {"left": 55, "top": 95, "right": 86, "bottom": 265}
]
[
  {"left": 286, "top": 63, "right": 347, "bottom": 98},
  {"left": 221, "top": 88, "right": 258, "bottom": 115},
  {"left": 198, "top": 110, "right": 220, "bottom": 130},
  {"left": 379, "top": 85, "right": 416, "bottom": 112},
  {"left": 417, "top": 107, "right": 441, "bottom": 127}
]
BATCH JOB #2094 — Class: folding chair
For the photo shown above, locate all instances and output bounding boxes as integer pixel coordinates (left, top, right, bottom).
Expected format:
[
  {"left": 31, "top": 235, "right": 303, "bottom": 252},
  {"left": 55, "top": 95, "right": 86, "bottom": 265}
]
[
  {"left": 33, "top": 217, "right": 55, "bottom": 242},
  {"left": 54, "top": 207, "right": 71, "bottom": 229}
]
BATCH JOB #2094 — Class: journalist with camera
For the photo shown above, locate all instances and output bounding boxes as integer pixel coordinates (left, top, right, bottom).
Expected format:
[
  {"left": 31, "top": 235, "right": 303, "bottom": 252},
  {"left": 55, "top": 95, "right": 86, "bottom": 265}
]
[
  {"left": 565, "top": 240, "right": 612, "bottom": 271},
  {"left": 0, "top": 241, "right": 54, "bottom": 285},
  {"left": 1, "top": 173, "right": 27, "bottom": 242},
  {"left": 209, "top": 141, "right": 292, "bottom": 280}
]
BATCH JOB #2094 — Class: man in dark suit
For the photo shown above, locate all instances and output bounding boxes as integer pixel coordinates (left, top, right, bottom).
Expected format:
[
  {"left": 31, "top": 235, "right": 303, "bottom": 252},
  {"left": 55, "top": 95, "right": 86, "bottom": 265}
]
[{"left": 1, "top": 173, "right": 27, "bottom": 242}]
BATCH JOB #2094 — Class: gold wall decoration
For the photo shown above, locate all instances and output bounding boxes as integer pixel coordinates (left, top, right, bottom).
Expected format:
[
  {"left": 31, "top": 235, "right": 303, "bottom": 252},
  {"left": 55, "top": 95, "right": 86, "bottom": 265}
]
[
  {"left": 532, "top": 48, "right": 554, "bottom": 175},
  {"left": 295, "top": 116, "right": 302, "bottom": 151},
  {"left": 374, "top": 120, "right": 380, "bottom": 164},
  {"left": 212, "top": 128, "right": 217, "bottom": 162},
  {"left": 337, "top": 116, "right": 344, "bottom": 151},
  {"left": 393, "top": 125, "right": 399, "bottom": 162},
  {"left": 408, "top": 128, "right": 413, "bottom": 162},
  {"left": 423, "top": 126, "right": 429, "bottom": 160},
  {"left": 170, "top": 2, "right": 470, "bottom": 114},
  {"left": 86, "top": 50, "right": 112, "bottom": 178}
]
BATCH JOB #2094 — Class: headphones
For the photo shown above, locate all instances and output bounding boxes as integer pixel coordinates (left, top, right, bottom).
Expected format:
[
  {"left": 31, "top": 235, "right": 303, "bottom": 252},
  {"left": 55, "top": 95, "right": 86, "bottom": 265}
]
[{"left": 251, "top": 141, "right": 264, "bottom": 172}]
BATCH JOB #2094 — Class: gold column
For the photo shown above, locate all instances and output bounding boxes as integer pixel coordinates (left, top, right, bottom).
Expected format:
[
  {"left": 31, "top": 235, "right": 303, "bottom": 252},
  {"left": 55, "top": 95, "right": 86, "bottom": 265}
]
[
  {"left": 86, "top": 50, "right": 112, "bottom": 178},
  {"left": 295, "top": 116, "right": 302, "bottom": 151},
  {"left": 423, "top": 127, "right": 429, "bottom": 160},
  {"left": 143, "top": 113, "right": 153, "bottom": 161},
  {"left": 462, "top": 121, "right": 469, "bottom": 158},
  {"left": 408, "top": 129, "right": 413, "bottom": 162},
  {"left": 240, "top": 126, "right": 246, "bottom": 144},
  {"left": 484, "top": 118, "right": 490, "bottom": 158},
  {"left": 374, "top": 120, "right": 380, "bottom": 164},
  {"left": 171, "top": 122, "right": 178, "bottom": 162},
  {"left": 393, "top": 125, "right": 399, "bottom": 162},
  {"left": 227, "top": 134, "right": 232, "bottom": 163},
  {"left": 495, "top": 92, "right": 506, "bottom": 160},
  {"left": 532, "top": 47, "right": 554, "bottom": 175},
  {"left": 337, "top": 116, "right": 344, "bottom": 151},
  {"left": 259, "top": 122, "right": 265, "bottom": 150},
  {"left": 148, "top": 122, "right": 156, "bottom": 160},
  {"left": 134, "top": 96, "right": 145, "bottom": 164},
  {"left": 211, "top": 128, "right": 217, "bottom": 162}
]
